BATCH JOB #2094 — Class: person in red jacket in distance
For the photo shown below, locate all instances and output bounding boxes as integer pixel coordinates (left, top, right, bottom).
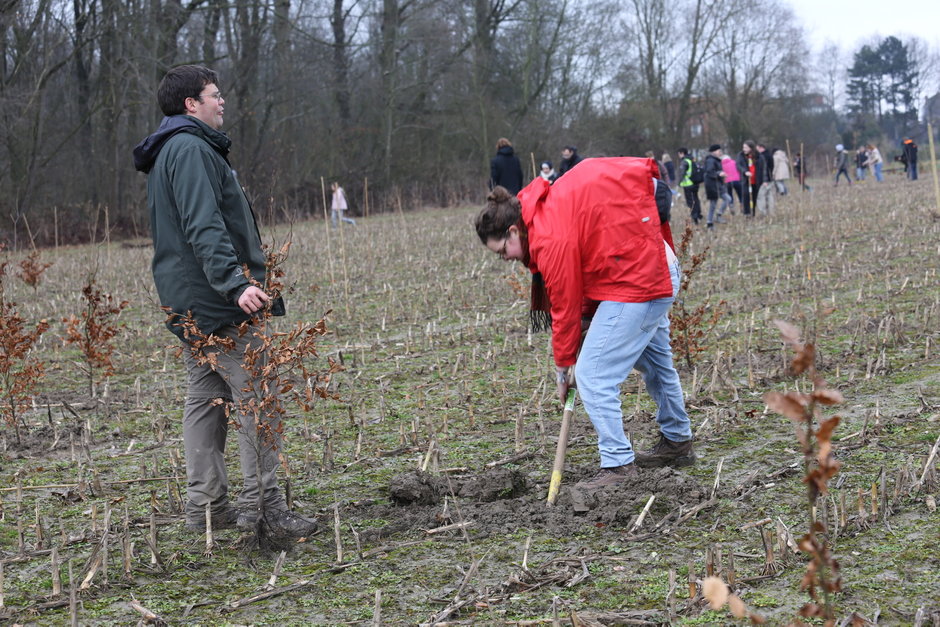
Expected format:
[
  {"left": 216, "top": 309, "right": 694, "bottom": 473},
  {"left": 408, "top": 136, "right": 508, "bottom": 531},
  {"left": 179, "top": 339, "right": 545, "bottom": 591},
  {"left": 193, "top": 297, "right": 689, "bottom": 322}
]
[{"left": 474, "top": 157, "right": 696, "bottom": 490}]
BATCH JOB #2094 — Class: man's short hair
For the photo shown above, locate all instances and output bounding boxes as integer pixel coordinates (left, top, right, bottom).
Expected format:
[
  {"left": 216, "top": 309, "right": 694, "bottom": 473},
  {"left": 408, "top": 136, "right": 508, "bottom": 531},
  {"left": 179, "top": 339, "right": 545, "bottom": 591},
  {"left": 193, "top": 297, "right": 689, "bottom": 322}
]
[{"left": 157, "top": 65, "right": 219, "bottom": 117}]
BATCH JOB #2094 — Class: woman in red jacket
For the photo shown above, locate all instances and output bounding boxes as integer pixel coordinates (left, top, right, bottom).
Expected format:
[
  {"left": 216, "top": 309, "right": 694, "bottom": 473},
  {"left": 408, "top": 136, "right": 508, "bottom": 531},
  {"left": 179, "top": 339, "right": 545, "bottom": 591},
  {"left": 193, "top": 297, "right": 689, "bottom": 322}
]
[{"left": 474, "top": 157, "right": 695, "bottom": 490}]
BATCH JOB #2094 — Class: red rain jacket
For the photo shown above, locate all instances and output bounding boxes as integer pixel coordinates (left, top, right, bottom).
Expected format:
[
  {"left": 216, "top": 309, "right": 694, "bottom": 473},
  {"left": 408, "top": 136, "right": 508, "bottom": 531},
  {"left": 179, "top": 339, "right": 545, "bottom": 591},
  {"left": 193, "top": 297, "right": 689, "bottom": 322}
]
[{"left": 517, "top": 157, "right": 673, "bottom": 367}]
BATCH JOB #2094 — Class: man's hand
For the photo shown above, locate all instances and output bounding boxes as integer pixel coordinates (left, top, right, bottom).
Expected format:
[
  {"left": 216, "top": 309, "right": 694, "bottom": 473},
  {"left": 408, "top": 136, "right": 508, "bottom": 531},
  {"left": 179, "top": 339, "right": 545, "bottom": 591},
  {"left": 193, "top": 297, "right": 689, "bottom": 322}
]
[
  {"left": 556, "top": 367, "right": 572, "bottom": 405},
  {"left": 237, "top": 285, "right": 269, "bottom": 314}
]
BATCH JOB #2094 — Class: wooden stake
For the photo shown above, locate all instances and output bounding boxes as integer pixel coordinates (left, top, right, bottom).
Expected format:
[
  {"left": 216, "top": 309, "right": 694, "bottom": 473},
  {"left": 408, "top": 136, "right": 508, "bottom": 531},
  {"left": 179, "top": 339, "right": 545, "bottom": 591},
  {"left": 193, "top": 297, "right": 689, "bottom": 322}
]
[
  {"left": 17, "top": 516, "right": 25, "bottom": 554},
  {"left": 150, "top": 512, "right": 159, "bottom": 566},
  {"left": 629, "top": 494, "right": 656, "bottom": 534},
  {"left": 928, "top": 122, "right": 940, "bottom": 214},
  {"left": 204, "top": 504, "right": 214, "bottom": 556},
  {"left": 916, "top": 434, "right": 940, "bottom": 488},
  {"left": 711, "top": 457, "right": 724, "bottom": 499},
  {"left": 336, "top": 186, "right": 351, "bottom": 317},
  {"left": 333, "top": 502, "right": 344, "bottom": 564},
  {"left": 101, "top": 513, "right": 109, "bottom": 588},
  {"left": 839, "top": 491, "right": 847, "bottom": 531},
  {"left": 363, "top": 177, "right": 369, "bottom": 218},
  {"left": 68, "top": 560, "right": 77, "bottom": 626},
  {"left": 320, "top": 177, "right": 335, "bottom": 285},
  {"left": 122, "top": 506, "right": 132, "bottom": 580},
  {"left": 373, "top": 588, "right": 382, "bottom": 626},
  {"left": 266, "top": 550, "right": 287, "bottom": 591},
  {"left": 687, "top": 561, "right": 696, "bottom": 599},
  {"left": 667, "top": 569, "right": 677, "bottom": 621},
  {"left": 515, "top": 407, "right": 524, "bottom": 453},
  {"left": 129, "top": 600, "right": 166, "bottom": 625},
  {"left": 51, "top": 545, "right": 62, "bottom": 596}
]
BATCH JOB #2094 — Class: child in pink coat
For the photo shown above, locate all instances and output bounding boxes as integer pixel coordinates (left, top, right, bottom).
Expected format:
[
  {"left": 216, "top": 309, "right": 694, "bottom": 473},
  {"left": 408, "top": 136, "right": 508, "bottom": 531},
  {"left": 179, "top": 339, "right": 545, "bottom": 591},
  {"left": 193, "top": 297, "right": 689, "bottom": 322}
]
[{"left": 721, "top": 154, "right": 742, "bottom": 214}]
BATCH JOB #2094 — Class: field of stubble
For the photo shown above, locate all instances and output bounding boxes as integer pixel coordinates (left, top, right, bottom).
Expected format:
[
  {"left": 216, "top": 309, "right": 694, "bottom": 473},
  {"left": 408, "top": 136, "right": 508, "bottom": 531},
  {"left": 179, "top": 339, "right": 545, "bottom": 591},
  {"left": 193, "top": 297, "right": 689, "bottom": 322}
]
[{"left": 0, "top": 171, "right": 938, "bottom": 625}]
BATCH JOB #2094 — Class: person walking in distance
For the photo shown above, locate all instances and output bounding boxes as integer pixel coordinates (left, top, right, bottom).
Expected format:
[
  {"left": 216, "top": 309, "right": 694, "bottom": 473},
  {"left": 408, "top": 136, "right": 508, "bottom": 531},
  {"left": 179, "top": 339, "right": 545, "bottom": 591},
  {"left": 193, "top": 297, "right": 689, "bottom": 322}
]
[
  {"left": 331, "top": 181, "right": 357, "bottom": 226},
  {"left": 772, "top": 148, "right": 790, "bottom": 195},
  {"left": 489, "top": 137, "right": 524, "bottom": 194},
  {"left": 854, "top": 146, "right": 868, "bottom": 181},
  {"left": 557, "top": 145, "right": 583, "bottom": 179},
  {"left": 793, "top": 152, "right": 810, "bottom": 191},
  {"left": 833, "top": 144, "right": 852, "bottom": 186},
  {"left": 133, "top": 65, "right": 319, "bottom": 538},
  {"left": 721, "top": 153, "right": 741, "bottom": 213},
  {"left": 677, "top": 147, "right": 702, "bottom": 225},
  {"left": 539, "top": 161, "right": 558, "bottom": 183},
  {"left": 902, "top": 139, "right": 918, "bottom": 180},
  {"left": 703, "top": 144, "right": 729, "bottom": 228},
  {"left": 473, "top": 158, "right": 695, "bottom": 490},
  {"left": 736, "top": 141, "right": 757, "bottom": 215},
  {"left": 755, "top": 143, "right": 775, "bottom": 215},
  {"left": 661, "top": 152, "right": 676, "bottom": 188},
  {"left": 865, "top": 144, "right": 883, "bottom": 182}
]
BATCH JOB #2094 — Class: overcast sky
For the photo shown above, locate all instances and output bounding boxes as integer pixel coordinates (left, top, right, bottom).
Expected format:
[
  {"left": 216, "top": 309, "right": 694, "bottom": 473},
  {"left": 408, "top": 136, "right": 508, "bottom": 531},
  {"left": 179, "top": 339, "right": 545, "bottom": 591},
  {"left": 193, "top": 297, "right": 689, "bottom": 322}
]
[{"left": 786, "top": 0, "right": 940, "bottom": 52}]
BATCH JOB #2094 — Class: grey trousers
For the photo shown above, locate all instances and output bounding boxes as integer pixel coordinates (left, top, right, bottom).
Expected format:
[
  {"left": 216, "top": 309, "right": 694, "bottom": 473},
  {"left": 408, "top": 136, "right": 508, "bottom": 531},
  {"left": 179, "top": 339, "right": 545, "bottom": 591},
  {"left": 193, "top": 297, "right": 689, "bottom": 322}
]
[{"left": 181, "top": 324, "right": 286, "bottom": 521}]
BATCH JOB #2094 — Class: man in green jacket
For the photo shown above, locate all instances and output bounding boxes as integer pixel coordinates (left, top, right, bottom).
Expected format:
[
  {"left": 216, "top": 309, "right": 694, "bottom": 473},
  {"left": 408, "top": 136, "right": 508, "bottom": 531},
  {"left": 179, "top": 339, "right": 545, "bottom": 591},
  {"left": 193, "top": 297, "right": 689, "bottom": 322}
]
[
  {"left": 133, "top": 65, "right": 317, "bottom": 538},
  {"left": 677, "top": 147, "right": 702, "bottom": 225}
]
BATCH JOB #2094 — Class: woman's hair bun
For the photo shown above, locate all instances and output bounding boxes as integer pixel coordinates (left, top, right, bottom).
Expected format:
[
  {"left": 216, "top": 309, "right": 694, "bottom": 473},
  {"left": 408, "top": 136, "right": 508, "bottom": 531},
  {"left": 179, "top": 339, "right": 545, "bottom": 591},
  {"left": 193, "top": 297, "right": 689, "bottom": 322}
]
[{"left": 487, "top": 185, "right": 512, "bottom": 204}]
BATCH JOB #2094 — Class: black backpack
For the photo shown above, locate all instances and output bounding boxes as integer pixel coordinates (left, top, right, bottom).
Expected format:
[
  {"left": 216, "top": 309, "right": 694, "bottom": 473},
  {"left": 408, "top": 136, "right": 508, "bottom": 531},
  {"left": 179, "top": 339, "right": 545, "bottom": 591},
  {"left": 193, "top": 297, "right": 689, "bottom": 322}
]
[{"left": 687, "top": 157, "right": 704, "bottom": 184}]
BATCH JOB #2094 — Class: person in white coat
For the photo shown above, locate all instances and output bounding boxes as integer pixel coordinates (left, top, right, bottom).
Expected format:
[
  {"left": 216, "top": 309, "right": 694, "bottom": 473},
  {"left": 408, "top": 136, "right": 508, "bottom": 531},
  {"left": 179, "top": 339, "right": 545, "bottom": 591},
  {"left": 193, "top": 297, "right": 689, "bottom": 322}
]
[
  {"left": 772, "top": 149, "right": 790, "bottom": 195},
  {"left": 331, "top": 182, "right": 357, "bottom": 226}
]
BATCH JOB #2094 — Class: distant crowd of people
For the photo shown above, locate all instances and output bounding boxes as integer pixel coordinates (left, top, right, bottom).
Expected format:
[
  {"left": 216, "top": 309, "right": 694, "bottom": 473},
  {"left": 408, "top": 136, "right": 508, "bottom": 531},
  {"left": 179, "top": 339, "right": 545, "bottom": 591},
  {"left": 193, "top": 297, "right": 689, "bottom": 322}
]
[
  {"left": 488, "top": 138, "right": 584, "bottom": 194},
  {"left": 647, "top": 141, "right": 794, "bottom": 229},
  {"left": 489, "top": 136, "right": 924, "bottom": 231},
  {"left": 834, "top": 139, "right": 918, "bottom": 184}
]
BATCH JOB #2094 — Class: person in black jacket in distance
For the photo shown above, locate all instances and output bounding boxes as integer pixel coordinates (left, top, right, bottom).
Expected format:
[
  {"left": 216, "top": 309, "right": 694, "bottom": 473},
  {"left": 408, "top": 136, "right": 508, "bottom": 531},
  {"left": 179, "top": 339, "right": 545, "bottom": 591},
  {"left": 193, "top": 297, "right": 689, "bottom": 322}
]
[{"left": 490, "top": 137, "right": 524, "bottom": 194}]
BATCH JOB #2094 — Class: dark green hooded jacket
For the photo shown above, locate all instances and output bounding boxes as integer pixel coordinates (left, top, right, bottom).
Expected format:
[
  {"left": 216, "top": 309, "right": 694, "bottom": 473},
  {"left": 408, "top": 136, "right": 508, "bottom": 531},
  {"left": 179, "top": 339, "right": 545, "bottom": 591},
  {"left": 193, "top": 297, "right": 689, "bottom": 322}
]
[{"left": 133, "top": 115, "right": 283, "bottom": 341}]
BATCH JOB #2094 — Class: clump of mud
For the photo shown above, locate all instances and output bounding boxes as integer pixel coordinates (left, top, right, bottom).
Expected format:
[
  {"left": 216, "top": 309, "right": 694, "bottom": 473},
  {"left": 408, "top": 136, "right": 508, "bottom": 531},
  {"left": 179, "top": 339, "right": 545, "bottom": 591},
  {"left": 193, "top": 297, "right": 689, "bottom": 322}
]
[
  {"left": 389, "top": 471, "right": 446, "bottom": 505},
  {"left": 389, "top": 468, "right": 528, "bottom": 505},
  {"left": 367, "top": 465, "right": 707, "bottom": 540},
  {"left": 457, "top": 468, "right": 528, "bottom": 501}
]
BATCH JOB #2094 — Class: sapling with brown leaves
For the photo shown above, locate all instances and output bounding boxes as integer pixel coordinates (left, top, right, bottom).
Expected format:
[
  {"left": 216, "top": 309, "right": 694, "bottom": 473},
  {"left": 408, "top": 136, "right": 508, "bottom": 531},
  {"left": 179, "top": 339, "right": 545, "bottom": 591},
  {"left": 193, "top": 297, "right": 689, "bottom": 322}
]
[
  {"left": 668, "top": 222, "right": 726, "bottom": 369},
  {"left": 763, "top": 319, "right": 845, "bottom": 624},
  {"left": 174, "top": 240, "right": 339, "bottom": 549},
  {"left": 0, "top": 261, "right": 50, "bottom": 443},
  {"left": 16, "top": 250, "right": 53, "bottom": 289},
  {"left": 61, "top": 279, "right": 128, "bottom": 397}
]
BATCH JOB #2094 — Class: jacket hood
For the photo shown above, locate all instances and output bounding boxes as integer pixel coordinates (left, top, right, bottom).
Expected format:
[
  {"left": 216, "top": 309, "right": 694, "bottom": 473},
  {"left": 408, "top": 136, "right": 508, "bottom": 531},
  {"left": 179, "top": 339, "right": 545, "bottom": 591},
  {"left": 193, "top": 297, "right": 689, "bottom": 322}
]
[
  {"left": 133, "top": 115, "right": 231, "bottom": 173},
  {"left": 497, "top": 145, "right": 516, "bottom": 157}
]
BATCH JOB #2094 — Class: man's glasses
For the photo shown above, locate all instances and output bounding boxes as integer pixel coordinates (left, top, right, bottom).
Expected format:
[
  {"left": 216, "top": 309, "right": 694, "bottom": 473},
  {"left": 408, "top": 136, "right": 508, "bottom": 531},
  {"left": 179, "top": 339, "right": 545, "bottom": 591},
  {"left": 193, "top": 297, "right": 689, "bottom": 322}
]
[{"left": 196, "top": 91, "right": 223, "bottom": 103}]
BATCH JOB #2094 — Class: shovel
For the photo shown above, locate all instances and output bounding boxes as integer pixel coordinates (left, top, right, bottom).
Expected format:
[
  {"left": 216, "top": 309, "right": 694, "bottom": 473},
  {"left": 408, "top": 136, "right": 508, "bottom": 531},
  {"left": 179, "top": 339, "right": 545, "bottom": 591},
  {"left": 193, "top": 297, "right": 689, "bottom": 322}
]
[{"left": 546, "top": 388, "right": 576, "bottom": 506}]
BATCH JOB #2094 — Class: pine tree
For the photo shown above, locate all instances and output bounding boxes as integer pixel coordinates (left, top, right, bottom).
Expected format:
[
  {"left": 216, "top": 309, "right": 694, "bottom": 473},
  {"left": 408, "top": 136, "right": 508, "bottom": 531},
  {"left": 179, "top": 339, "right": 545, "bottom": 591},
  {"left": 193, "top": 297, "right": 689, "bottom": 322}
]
[{"left": 846, "top": 37, "right": 919, "bottom": 142}]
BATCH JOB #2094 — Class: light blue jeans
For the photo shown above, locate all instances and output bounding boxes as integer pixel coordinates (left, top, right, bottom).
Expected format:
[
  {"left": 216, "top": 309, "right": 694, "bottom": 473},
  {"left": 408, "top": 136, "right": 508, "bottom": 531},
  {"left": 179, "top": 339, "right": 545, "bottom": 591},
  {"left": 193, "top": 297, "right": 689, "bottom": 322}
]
[
  {"left": 576, "top": 262, "right": 692, "bottom": 468},
  {"left": 873, "top": 163, "right": 883, "bottom": 182}
]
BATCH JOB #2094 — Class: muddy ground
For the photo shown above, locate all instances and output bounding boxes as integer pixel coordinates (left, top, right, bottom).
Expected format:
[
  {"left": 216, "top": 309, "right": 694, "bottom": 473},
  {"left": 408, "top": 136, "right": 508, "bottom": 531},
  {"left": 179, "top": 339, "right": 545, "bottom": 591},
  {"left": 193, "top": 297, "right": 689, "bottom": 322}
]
[{"left": 0, "top": 175, "right": 939, "bottom": 625}]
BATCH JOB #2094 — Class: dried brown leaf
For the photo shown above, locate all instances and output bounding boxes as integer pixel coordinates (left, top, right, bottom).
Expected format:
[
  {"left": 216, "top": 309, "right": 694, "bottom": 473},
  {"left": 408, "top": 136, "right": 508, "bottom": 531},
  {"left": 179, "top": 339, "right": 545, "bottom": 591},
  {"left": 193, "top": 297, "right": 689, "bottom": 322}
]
[
  {"left": 816, "top": 416, "right": 841, "bottom": 443},
  {"left": 812, "top": 387, "right": 844, "bottom": 406},
  {"left": 790, "top": 343, "right": 815, "bottom": 375},
  {"left": 728, "top": 594, "right": 747, "bottom": 618},
  {"left": 774, "top": 319, "right": 802, "bottom": 347},
  {"left": 702, "top": 576, "right": 729, "bottom": 609},
  {"left": 765, "top": 391, "right": 810, "bottom": 422}
]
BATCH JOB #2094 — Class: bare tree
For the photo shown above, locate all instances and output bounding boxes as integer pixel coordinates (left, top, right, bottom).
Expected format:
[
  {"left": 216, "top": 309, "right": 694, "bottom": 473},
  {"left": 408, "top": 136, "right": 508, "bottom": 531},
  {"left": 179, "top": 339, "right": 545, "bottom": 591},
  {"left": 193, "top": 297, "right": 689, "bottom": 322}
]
[{"left": 705, "top": 0, "right": 808, "bottom": 145}]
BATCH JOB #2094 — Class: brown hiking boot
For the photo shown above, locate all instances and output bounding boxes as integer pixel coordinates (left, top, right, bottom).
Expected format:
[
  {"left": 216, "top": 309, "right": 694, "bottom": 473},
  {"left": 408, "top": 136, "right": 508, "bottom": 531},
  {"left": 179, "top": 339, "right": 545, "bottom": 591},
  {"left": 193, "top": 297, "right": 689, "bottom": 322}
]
[
  {"left": 576, "top": 463, "right": 638, "bottom": 490},
  {"left": 634, "top": 434, "right": 696, "bottom": 468}
]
